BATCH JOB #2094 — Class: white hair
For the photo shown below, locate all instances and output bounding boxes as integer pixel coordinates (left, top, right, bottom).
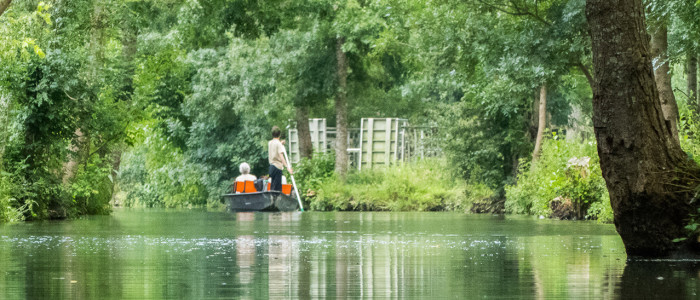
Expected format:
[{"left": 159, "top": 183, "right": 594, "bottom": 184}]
[{"left": 239, "top": 162, "right": 251, "bottom": 174}]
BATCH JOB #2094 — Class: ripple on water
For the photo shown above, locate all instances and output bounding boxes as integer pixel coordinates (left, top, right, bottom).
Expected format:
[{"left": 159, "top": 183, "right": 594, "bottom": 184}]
[{"left": 1, "top": 211, "right": 683, "bottom": 299}]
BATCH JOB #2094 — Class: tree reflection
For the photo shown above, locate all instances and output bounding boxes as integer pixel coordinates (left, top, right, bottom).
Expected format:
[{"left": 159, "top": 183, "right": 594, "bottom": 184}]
[
  {"left": 1, "top": 211, "right": 671, "bottom": 299},
  {"left": 619, "top": 261, "right": 700, "bottom": 298}
]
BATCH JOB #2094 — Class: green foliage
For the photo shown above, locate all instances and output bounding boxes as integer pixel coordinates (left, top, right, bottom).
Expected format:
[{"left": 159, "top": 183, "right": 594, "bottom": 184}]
[
  {"left": 293, "top": 152, "right": 336, "bottom": 195},
  {"left": 118, "top": 0, "right": 418, "bottom": 208},
  {"left": 444, "top": 84, "right": 532, "bottom": 192},
  {"left": 131, "top": 32, "right": 192, "bottom": 150},
  {"left": 0, "top": 161, "right": 36, "bottom": 223},
  {"left": 662, "top": 0, "right": 700, "bottom": 59},
  {"left": 586, "top": 190, "right": 613, "bottom": 223},
  {"left": 395, "top": 0, "right": 592, "bottom": 193},
  {"left": 677, "top": 83, "right": 700, "bottom": 240},
  {"left": 13, "top": 0, "right": 700, "bottom": 221},
  {"left": 0, "top": 1, "right": 51, "bottom": 62},
  {"left": 505, "top": 135, "right": 611, "bottom": 222},
  {"left": 116, "top": 3, "right": 296, "bottom": 208},
  {"left": 3, "top": 0, "right": 599, "bottom": 216},
  {"left": 118, "top": 122, "right": 208, "bottom": 208},
  {"left": 309, "top": 159, "right": 491, "bottom": 212},
  {"left": 70, "top": 155, "right": 113, "bottom": 215},
  {"left": 2, "top": 52, "right": 79, "bottom": 219},
  {"left": 273, "top": 26, "right": 337, "bottom": 108},
  {"left": 673, "top": 207, "right": 700, "bottom": 243},
  {"left": 0, "top": 0, "right": 137, "bottom": 221},
  {"left": 678, "top": 93, "right": 700, "bottom": 159}
]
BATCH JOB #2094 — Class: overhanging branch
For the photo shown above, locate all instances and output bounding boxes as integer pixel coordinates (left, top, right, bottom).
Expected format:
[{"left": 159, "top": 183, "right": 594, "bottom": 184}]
[{"left": 473, "top": 0, "right": 552, "bottom": 26}]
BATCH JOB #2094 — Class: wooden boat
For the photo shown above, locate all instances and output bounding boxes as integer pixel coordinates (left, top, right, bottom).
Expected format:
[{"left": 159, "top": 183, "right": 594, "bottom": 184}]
[{"left": 220, "top": 180, "right": 299, "bottom": 212}]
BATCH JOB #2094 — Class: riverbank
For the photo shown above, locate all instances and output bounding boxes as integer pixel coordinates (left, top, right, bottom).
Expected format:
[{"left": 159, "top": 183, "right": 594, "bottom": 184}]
[
  {"left": 296, "top": 150, "right": 613, "bottom": 223},
  {"left": 302, "top": 158, "right": 491, "bottom": 212},
  {"left": 112, "top": 152, "right": 612, "bottom": 223}
]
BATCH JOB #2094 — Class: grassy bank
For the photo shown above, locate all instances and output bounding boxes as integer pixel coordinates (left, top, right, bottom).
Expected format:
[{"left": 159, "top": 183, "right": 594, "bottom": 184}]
[{"left": 297, "top": 156, "right": 492, "bottom": 212}]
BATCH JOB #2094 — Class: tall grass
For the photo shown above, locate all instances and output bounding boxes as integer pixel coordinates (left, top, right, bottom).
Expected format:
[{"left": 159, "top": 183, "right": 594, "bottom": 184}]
[
  {"left": 308, "top": 158, "right": 492, "bottom": 212},
  {"left": 0, "top": 166, "right": 34, "bottom": 223}
]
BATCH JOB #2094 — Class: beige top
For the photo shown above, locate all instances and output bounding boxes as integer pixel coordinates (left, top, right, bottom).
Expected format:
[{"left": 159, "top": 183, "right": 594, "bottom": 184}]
[
  {"left": 268, "top": 138, "right": 285, "bottom": 170},
  {"left": 235, "top": 174, "right": 257, "bottom": 182}
]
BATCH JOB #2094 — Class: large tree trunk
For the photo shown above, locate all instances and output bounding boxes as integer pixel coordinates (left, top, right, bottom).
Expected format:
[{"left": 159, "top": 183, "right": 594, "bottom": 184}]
[
  {"left": 532, "top": 85, "right": 547, "bottom": 162},
  {"left": 650, "top": 23, "right": 679, "bottom": 142},
  {"left": 334, "top": 38, "right": 349, "bottom": 178},
  {"left": 586, "top": 0, "right": 699, "bottom": 257},
  {"left": 528, "top": 90, "right": 538, "bottom": 141},
  {"left": 0, "top": 0, "right": 12, "bottom": 18},
  {"left": 688, "top": 54, "right": 697, "bottom": 110},
  {"left": 296, "top": 106, "right": 313, "bottom": 160}
]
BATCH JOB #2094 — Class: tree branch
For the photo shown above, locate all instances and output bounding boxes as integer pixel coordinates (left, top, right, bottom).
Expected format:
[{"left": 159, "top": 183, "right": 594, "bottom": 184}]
[
  {"left": 577, "top": 62, "right": 594, "bottom": 90},
  {"left": 475, "top": 0, "right": 530, "bottom": 17},
  {"left": 507, "top": 0, "right": 552, "bottom": 26},
  {"left": 474, "top": 0, "right": 553, "bottom": 26},
  {"left": 87, "top": 123, "right": 131, "bottom": 159},
  {"left": 64, "top": 91, "right": 78, "bottom": 101},
  {"left": 0, "top": 0, "right": 12, "bottom": 18},
  {"left": 673, "top": 87, "right": 689, "bottom": 99}
]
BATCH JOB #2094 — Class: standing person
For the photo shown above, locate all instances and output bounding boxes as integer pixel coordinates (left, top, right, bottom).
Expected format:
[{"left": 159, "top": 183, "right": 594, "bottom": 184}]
[{"left": 268, "top": 126, "right": 293, "bottom": 191}]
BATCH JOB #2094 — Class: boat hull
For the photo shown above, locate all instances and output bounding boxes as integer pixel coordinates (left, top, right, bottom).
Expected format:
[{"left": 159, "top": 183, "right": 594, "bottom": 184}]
[{"left": 221, "top": 191, "right": 299, "bottom": 212}]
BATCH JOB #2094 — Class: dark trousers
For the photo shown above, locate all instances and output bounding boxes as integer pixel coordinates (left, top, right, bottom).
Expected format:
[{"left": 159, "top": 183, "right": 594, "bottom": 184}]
[{"left": 269, "top": 165, "right": 283, "bottom": 191}]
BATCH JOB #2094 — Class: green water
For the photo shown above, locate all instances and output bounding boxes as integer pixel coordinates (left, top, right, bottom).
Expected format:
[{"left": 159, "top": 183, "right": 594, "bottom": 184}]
[{"left": 0, "top": 209, "right": 698, "bottom": 299}]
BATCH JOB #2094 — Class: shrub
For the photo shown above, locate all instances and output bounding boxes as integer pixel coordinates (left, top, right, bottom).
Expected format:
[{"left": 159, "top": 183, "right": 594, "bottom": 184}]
[
  {"left": 70, "top": 156, "right": 114, "bottom": 215},
  {"left": 505, "top": 135, "right": 612, "bottom": 222},
  {"left": 293, "top": 152, "right": 335, "bottom": 197},
  {"left": 0, "top": 173, "right": 23, "bottom": 222},
  {"left": 679, "top": 95, "right": 700, "bottom": 160},
  {"left": 0, "top": 160, "right": 37, "bottom": 222}
]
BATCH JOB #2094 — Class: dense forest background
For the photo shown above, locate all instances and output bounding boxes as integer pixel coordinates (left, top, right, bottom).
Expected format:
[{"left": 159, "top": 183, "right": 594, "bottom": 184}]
[{"left": 1, "top": 0, "right": 699, "bottom": 223}]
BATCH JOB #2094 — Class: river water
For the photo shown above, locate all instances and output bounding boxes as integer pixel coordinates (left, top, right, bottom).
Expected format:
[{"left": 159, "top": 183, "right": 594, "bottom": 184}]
[{"left": 0, "top": 208, "right": 698, "bottom": 299}]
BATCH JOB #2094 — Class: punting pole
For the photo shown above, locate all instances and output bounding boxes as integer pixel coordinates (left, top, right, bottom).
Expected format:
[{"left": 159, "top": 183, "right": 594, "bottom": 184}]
[{"left": 282, "top": 147, "right": 304, "bottom": 212}]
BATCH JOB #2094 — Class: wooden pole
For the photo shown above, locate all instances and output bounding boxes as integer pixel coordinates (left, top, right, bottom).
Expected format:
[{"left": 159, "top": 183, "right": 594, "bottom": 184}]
[{"left": 282, "top": 147, "right": 304, "bottom": 212}]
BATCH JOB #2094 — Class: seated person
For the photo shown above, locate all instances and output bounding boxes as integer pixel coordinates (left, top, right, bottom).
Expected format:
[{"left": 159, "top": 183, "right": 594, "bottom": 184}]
[
  {"left": 235, "top": 162, "right": 257, "bottom": 182},
  {"left": 256, "top": 175, "right": 286, "bottom": 192}
]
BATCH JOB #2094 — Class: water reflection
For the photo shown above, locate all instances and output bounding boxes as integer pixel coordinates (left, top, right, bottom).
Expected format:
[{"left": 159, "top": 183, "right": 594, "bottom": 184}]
[
  {"left": 619, "top": 260, "right": 700, "bottom": 298},
  {"left": 0, "top": 209, "right": 697, "bottom": 298}
]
